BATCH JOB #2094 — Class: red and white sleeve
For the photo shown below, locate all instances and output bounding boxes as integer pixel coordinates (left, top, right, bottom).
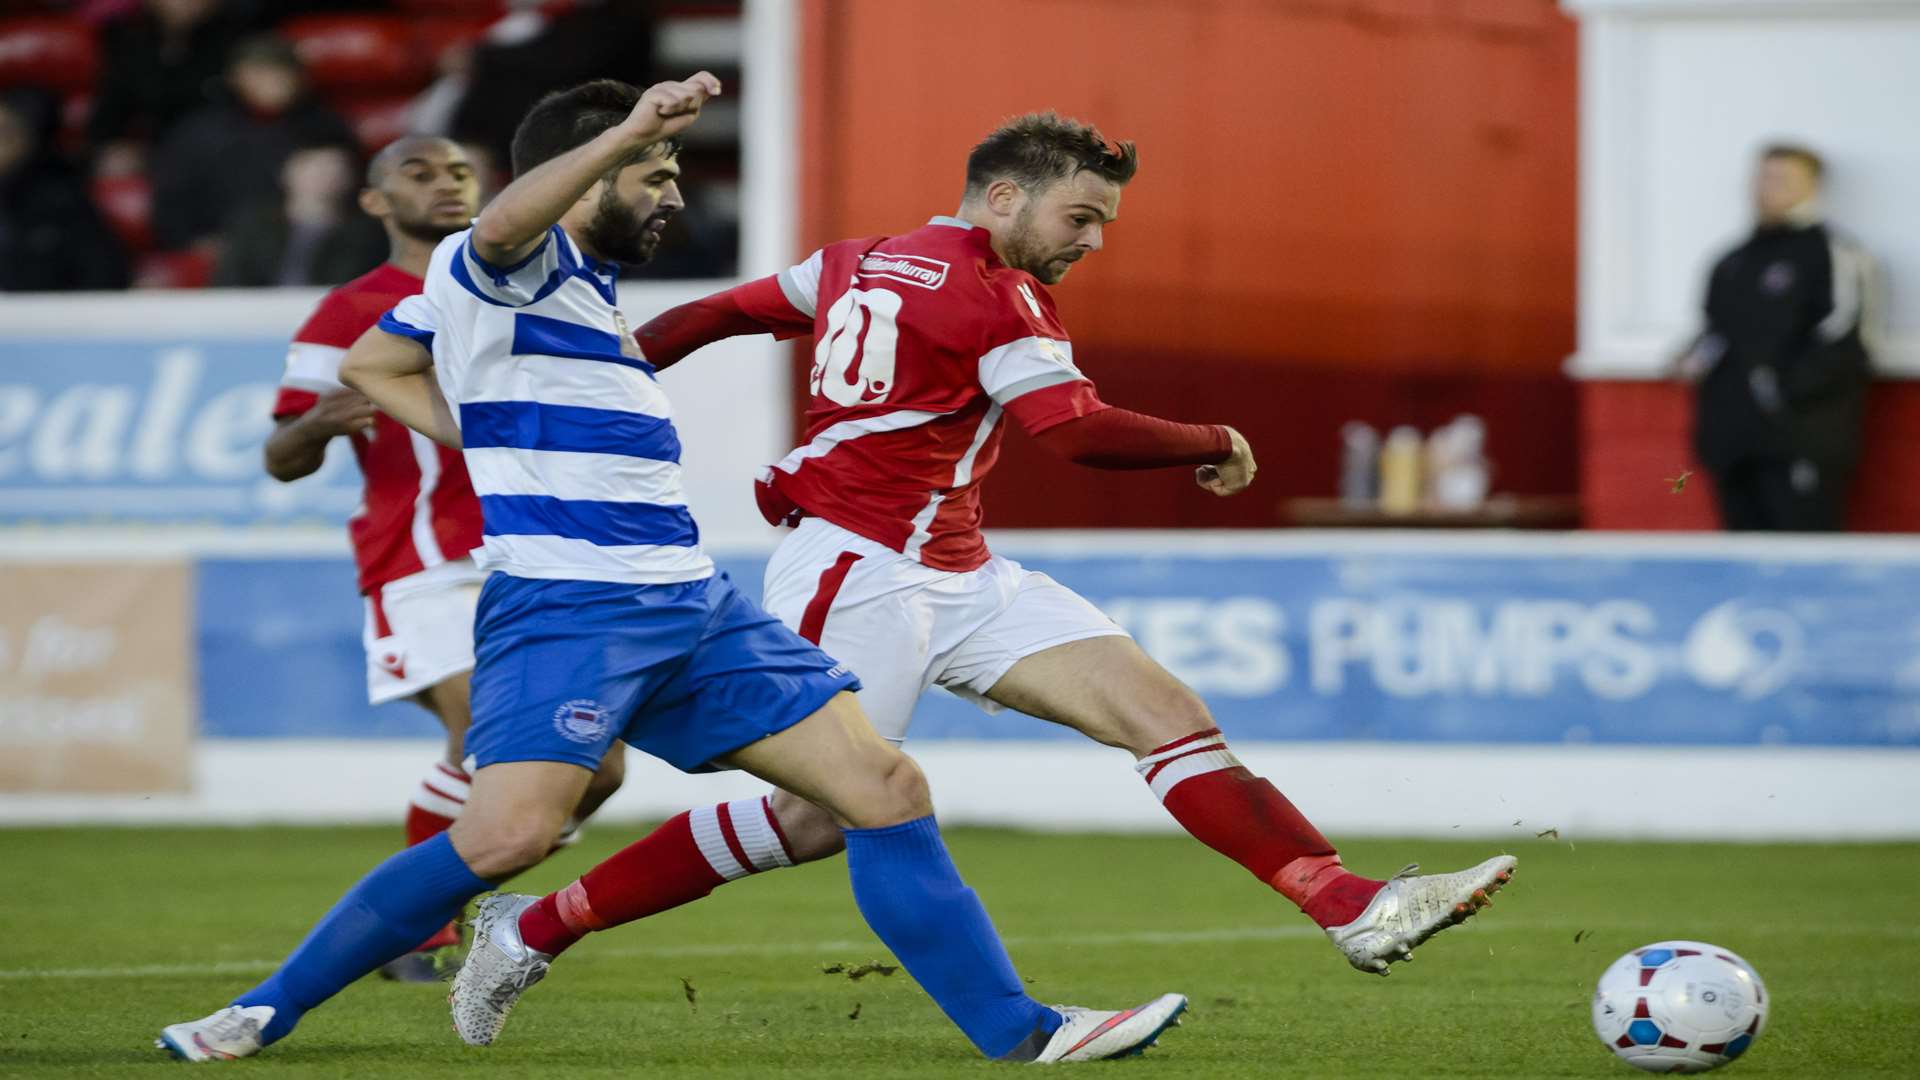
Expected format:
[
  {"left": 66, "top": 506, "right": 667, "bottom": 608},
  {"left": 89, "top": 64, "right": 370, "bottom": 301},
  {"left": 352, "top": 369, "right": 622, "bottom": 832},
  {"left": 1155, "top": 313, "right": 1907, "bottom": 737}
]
[
  {"left": 989, "top": 337, "right": 1230, "bottom": 468},
  {"left": 774, "top": 248, "right": 824, "bottom": 319},
  {"left": 273, "top": 296, "right": 356, "bottom": 419},
  {"left": 635, "top": 250, "right": 821, "bottom": 370},
  {"left": 983, "top": 276, "right": 1230, "bottom": 468}
]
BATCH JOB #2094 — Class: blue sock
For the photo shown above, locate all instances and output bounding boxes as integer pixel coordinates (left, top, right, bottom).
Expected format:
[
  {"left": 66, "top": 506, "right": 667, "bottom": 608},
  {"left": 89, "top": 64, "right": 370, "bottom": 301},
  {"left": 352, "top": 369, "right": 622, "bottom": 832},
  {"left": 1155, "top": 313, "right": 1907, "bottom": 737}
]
[
  {"left": 233, "top": 832, "right": 492, "bottom": 1043},
  {"left": 843, "top": 816, "right": 1060, "bottom": 1059}
]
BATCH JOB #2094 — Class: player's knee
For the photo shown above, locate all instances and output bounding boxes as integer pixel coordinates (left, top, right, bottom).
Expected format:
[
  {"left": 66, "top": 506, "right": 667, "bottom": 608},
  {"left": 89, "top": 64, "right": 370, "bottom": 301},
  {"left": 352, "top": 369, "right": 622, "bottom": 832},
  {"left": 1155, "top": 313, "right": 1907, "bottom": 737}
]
[
  {"left": 858, "top": 749, "right": 932, "bottom": 828},
  {"left": 1114, "top": 683, "right": 1215, "bottom": 755},
  {"left": 768, "top": 790, "right": 844, "bottom": 862},
  {"left": 451, "top": 817, "right": 558, "bottom": 879}
]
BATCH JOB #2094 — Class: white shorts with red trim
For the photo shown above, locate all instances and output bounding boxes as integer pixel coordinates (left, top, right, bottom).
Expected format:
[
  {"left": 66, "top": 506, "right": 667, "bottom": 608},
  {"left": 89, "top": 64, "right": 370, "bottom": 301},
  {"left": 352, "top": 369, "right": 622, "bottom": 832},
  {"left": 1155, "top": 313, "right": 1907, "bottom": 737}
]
[
  {"left": 761, "top": 518, "right": 1128, "bottom": 742},
  {"left": 363, "top": 558, "right": 486, "bottom": 705}
]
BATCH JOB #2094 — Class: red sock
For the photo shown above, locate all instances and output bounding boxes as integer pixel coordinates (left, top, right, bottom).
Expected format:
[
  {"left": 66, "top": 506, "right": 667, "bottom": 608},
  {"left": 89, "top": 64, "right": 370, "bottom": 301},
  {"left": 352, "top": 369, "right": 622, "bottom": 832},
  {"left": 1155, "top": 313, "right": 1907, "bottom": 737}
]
[
  {"left": 518, "top": 796, "right": 796, "bottom": 957},
  {"left": 1138, "top": 729, "right": 1382, "bottom": 928},
  {"left": 1274, "top": 853, "right": 1388, "bottom": 928},
  {"left": 405, "top": 761, "right": 468, "bottom": 950}
]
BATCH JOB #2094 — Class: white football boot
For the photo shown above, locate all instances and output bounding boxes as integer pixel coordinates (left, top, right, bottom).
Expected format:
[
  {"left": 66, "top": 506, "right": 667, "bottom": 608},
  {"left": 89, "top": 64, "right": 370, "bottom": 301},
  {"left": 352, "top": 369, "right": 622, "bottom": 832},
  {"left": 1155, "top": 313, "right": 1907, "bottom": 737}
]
[
  {"left": 1325, "top": 855, "right": 1517, "bottom": 974},
  {"left": 1032, "top": 993, "right": 1188, "bottom": 1063},
  {"left": 449, "top": 893, "right": 551, "bottom": 1046},
  {"left": 156, "top": 1004, "right": 274, "bottom": 1062}
]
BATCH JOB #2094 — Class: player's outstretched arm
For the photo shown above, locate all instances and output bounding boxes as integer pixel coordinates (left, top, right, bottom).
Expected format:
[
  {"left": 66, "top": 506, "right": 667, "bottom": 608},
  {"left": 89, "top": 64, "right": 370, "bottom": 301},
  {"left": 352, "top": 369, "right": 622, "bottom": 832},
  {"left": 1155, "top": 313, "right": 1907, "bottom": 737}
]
[
  {"left": 340, "top": 326, "right": 461, "bottom": 449},
  {"left": 635, "top": 275, "right": 812, "bottom": 369},
  {"left": 470, "top": 72, "right": 722, "bottom": 268},
  {"left": 1005, "top": 382, "right": 1254, "bottom": 495}
]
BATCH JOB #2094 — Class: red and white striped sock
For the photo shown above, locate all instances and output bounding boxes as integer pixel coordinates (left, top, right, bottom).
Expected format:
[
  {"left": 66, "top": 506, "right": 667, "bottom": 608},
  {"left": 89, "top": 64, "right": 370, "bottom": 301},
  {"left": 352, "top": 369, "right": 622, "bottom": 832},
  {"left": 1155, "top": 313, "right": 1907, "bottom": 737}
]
[
  {"left": 405, "top": 761, "right": 469, "bottom": 950},
  {"left": 1136, "top": 728, "right": 1382, "bottom": 928},
  {"left": 687, "top": 796, "right": 798, "bottom": 882},
  {"left": 405, "top": 760, "right": 469, "bottom": 845},
  {"left": 517, "top": 796, "right": 796, "bottom": 957}
]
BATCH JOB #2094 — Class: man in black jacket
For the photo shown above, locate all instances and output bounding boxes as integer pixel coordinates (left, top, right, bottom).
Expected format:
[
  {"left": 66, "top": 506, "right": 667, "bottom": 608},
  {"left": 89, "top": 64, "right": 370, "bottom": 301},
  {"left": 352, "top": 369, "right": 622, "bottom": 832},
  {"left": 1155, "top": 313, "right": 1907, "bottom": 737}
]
[
  {"left": 1683, "top": 144, "right": 1878, "bottom": 531},
  {"left": 212, "top": 144, "right": 385, "bottom": 287},
  {"left": 87, "top": 0, "right": 247, "bottom": 178},
  {"left": 0, "top": 92, "right": 129, "bottom": 292},
  {"left": 148, "top": 33, "right": 360, "bottom": 255}
]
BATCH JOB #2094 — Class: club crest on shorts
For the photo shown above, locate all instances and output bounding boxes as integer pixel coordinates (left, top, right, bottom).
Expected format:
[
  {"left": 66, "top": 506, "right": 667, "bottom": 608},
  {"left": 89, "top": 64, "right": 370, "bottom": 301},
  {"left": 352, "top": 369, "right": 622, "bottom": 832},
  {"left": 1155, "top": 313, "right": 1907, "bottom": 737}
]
[{"left": 552, "top": 699, "right": 610, "bottom": 743}]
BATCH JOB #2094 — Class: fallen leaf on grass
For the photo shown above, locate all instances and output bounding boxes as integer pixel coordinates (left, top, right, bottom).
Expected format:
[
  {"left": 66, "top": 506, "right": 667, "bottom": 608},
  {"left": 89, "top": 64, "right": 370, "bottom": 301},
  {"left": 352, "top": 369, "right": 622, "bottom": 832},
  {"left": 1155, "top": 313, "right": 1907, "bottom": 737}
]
[{"left": 821, "top": 961, "right": 899, "bottom": 981}]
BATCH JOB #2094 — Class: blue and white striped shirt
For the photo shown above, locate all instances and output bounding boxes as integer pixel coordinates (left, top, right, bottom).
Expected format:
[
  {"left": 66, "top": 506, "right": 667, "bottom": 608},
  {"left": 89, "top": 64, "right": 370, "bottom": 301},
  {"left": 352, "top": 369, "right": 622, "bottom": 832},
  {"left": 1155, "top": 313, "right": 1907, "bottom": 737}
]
[{"left": 380, "top": 225, "right": 713, "bottom": 585}]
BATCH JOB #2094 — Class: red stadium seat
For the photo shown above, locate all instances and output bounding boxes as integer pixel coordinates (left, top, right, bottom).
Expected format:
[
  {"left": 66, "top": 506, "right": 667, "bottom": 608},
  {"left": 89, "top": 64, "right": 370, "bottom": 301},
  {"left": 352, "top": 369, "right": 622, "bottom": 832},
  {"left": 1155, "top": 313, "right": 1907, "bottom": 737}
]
[
  {"left": 282, "top": 15, "right": 430, "bottom": 95},
  {"left": 339, "top": 95, "right": 418, "bottom": 154},
  {"left": 0, "top": 17, "right": 98, "bottom": 94},
  {"left": 90, "top": 173, "right": 153, "bottom": 254},
  {"left": 136, "top": 249, "right": 214, "bottom": 290}
]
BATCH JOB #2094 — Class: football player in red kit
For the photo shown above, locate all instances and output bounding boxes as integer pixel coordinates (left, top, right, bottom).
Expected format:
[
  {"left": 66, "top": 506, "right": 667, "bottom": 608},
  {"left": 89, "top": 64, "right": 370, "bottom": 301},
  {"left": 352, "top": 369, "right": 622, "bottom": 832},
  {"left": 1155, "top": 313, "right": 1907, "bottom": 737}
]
[
  {"left": 487, "top": 114, "right": 1514, "bottom": 995},
  {"left": 263, "top": 135, "right": 625, "bottom": 980}
]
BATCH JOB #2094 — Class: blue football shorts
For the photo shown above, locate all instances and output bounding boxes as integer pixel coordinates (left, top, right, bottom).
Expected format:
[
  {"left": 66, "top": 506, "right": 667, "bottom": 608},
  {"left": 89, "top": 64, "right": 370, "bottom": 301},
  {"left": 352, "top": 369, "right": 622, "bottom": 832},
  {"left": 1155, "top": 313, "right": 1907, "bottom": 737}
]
[{"left": 465, "top": 571, "right": 860, "bottom": 773}]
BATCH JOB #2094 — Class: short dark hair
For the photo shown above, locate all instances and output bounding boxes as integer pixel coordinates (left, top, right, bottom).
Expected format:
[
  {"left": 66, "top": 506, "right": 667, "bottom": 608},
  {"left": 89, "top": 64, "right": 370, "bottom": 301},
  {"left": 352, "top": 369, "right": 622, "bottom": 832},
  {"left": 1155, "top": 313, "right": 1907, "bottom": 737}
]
[
  {"left": 509, "top": 79, "right": 681, "bottom": 178},
  {"left": 366, "top": 133, "right": 462, "bottom": 187},
  {"left": 963, "top": 112, "right": 1137, "bottom": 199},
  {"left": 1761, "top": 142, "right": 1825, "bottom": 181}
]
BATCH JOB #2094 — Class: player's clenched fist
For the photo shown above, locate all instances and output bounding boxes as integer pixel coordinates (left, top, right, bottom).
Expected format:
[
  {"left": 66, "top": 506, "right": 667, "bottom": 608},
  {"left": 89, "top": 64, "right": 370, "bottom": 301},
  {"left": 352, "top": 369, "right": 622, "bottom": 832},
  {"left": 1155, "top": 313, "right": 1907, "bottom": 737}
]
[
  {"left": 1196, "top": 426, "right": 1256, "bottom": 496},
  {"left": 305, "top": 387, "right": 376, "bottom": 437},
  {"left": 624, "top": 72, "right": 723, "bottom": 143}
]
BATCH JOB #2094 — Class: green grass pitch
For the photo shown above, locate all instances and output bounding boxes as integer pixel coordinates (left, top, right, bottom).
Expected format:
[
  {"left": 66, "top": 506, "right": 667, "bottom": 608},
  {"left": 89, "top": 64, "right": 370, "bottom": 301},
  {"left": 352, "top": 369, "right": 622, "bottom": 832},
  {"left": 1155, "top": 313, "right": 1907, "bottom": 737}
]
[{"left": 1, "top": 826, "right": 1915, "bottom": 1077}]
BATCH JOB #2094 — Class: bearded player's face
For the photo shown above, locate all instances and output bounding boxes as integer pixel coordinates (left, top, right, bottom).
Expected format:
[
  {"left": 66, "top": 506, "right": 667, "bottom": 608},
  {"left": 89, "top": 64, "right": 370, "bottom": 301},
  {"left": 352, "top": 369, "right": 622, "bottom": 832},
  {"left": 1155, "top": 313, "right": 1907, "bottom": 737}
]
[
  {"left": 1004, "top": 171, "right": 1120, "bottom": 285},
  {"left": 586, "top": 152, "right": 684, "bottom": 265}
]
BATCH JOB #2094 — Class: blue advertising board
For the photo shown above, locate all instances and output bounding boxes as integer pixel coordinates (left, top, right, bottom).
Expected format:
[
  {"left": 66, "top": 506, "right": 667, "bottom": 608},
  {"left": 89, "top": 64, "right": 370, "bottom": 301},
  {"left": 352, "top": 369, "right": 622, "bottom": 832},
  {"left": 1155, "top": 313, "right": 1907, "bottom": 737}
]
[
  {"left": 194, "top": 542, "right": 1920, "bottom": 747},
  {"left": 0, "top": 337, "right": 360, "bottom": 525}
]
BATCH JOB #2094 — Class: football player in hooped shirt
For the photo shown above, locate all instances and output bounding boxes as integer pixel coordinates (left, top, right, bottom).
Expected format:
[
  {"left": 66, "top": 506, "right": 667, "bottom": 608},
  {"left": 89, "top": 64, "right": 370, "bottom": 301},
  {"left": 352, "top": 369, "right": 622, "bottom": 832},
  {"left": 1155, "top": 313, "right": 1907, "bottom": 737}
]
[
  {"left": 161, "top": 79, "right": 1185, "bottom": 1065},
  {"left": 260, "top": 135, "right": 625, "bottom": 982},
  {"left": 488, "top": 114, "right": 1517, "bottom": 987}
]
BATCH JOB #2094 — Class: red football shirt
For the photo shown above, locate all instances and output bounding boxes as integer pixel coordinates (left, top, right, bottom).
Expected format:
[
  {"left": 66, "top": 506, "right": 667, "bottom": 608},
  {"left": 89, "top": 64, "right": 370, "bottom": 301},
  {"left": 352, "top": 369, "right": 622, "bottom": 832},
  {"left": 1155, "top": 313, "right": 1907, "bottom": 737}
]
[
  {"left": 754, "top": 217, "right": 1105, "bottom": 571},
  {"left": 272, "top": 263, "right": 483, "bottom": 593}
]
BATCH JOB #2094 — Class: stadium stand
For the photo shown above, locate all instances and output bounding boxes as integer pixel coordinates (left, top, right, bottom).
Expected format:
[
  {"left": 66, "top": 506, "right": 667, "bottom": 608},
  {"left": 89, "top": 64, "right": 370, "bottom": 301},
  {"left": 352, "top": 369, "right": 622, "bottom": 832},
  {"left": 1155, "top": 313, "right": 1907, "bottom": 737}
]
[{"left": 0, "top": 0, "right": 744, "bottom": 290}]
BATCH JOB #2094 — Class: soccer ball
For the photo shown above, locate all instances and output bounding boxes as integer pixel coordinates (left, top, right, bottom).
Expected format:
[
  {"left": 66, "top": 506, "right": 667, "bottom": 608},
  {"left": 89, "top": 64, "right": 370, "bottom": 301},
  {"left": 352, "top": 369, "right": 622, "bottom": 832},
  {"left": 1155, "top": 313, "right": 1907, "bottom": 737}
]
[{"left": 1591, "top": 941, "right": 1767, "bottom": 1073}]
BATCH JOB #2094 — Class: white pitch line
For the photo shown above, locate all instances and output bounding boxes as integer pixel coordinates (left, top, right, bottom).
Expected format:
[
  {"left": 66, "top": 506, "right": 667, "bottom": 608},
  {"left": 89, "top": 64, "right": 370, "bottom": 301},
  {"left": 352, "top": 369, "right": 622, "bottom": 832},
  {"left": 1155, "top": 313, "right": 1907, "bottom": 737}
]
[{"left": 0, "top": 959, "right": 282, "bottom": 981}]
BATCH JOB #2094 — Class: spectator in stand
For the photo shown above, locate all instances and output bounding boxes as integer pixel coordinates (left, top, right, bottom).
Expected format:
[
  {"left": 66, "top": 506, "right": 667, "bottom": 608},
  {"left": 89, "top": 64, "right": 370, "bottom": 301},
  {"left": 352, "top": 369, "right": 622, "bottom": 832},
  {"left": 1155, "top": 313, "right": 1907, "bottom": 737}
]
[
  {"left": 148, "top": 32, "right": 359, "bottom": 255},
  {"left": 449, "top": 0, "right": 657, "bottom": 170},
  {"left": 1680, "top": 144, "right": 1881, "bottom": 532},
  {"left": 87, "top": 0, "right": 248, "bottom": 178},
  {"left": 213, "top": 143, "right": 385, "bottom": 287},
  {"left": 0, "top": 91, "right": 129, "bottom": 292}
]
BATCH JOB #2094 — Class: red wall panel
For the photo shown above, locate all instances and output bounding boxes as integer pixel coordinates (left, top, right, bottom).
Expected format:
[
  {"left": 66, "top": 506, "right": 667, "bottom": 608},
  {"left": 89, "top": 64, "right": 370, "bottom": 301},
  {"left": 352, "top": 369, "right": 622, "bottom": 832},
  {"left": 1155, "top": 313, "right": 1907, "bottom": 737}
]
[
  {"left": 796, "top": 0, "right": 1581, "bottom": 527},
  {"left": 1579, "top": 380, "right": 1920, "bottom": 532}
]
